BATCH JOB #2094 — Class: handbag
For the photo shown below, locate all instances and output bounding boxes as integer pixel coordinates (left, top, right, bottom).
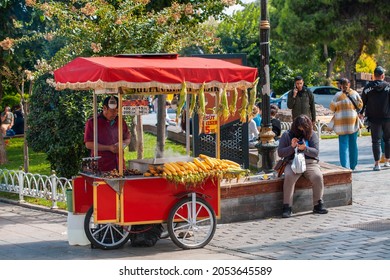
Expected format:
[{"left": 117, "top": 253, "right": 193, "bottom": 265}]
[
  {"left": 273, "top": 158, "right": 288, "bottom": 177},
  {"left": 291, "top": 147, "right": 306, "bottom": 174},
  {"left": 363, "top": 117, "right": 371, "bottom": 129}
]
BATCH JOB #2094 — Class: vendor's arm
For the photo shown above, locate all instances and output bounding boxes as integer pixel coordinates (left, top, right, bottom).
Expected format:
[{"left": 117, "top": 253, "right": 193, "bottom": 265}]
[
  {"left": 85, "top": 141, "right": 120, "bottom": 153},
  {"left": 123, "top": 137, "right": 131, "bottom": 147},
  {"left": 85, "top": 133, "right": 130, "bottom": 153}
]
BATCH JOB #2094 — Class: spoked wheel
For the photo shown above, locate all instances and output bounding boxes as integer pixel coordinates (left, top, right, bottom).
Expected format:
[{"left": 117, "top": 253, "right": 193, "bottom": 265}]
[
  {"left": 84, "top": 206, "right": 131, "bottom": 250},
  {"left": 167, "top": 196, "right": 216, "bottom": 249}
]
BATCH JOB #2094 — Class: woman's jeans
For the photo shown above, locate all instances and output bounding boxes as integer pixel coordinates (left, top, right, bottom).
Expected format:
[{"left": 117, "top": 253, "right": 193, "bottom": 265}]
[
  {"left": 338, "top": 131, "right": 358, "bottom": 170},
  {"left": 370, "top": 121, "right": 390, "bottom": 161}
]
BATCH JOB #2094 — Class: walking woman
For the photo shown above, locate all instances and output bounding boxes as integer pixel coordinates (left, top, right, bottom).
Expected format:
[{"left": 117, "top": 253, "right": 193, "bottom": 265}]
[{"left": 329, "top": 78, "right": 363, "bottom": 170}]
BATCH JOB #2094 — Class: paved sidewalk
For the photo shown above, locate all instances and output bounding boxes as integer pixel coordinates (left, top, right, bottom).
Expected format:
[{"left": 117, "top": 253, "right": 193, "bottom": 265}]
[{"left": 1, "top": 136, "right": 390, "bottom": 260}]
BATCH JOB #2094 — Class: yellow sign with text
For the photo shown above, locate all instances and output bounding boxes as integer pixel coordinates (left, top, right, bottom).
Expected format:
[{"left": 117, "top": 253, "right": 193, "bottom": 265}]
[{"left": 204, "top": 114, "right": 218, "bottom": 134}]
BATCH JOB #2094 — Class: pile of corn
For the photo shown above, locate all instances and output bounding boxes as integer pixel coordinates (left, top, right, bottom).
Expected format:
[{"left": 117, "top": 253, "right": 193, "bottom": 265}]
[{"left": 144, "top": 154, "right": 249, "bottom": 186}]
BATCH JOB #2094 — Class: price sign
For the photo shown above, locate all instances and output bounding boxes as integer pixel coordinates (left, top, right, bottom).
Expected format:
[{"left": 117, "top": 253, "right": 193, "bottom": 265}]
[
  {"left": 122, "top": 99, "right": 150, "bottom": 116},
  {"left": 122, "top": 106, "right": 149, "bottom": 116},
  {"left": 203, "top": 114, "right": 218, "bottom": 134}
]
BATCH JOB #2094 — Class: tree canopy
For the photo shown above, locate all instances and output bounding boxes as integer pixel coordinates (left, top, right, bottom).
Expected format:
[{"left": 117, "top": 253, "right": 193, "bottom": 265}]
[
  {"left": 273, "top": 0, "right": 390, "bottom": 83},
  {"left": 2, "top": 0, "right": 390, "bottom": 173},
  {"left": 27, "top": 73, "right": 92, "bottom": 178},
  {"left": 1, "top": 0, "right": 237, "bottom": 174}
]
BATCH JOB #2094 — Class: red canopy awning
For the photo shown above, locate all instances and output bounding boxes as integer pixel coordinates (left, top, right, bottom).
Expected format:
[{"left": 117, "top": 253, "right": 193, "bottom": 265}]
[{"left": 54, "top": 55, "right": 258, "bottom": 92}]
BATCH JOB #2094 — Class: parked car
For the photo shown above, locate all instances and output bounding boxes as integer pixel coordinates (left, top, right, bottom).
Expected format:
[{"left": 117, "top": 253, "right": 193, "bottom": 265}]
[
  {"left": 270, "top": 86, "right": 340, "bottom": 109},
  {"left": 309, "top": 86, "right": 340, "bottom": 108},
  {"left": 270, "top": 91, "right": 288, "bottom": 109}
]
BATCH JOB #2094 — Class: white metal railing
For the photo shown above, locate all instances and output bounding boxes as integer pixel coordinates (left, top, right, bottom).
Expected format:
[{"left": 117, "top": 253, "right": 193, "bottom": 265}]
[{"left": 0, "top": 168, "right": 72, "bottom": 209}]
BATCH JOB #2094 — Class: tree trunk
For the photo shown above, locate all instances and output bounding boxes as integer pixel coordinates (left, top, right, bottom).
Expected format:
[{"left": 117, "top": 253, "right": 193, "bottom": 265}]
[
  {"left": 0, "top": 72, "right": 3, "bottom": 101},
  {"left": 156, "top": 95, "right": 166, "bottom": 158},
  {"left": 323, "top": 44, "right": 337, "bottom": 85},
  {"left": 344, "top": 55, "right": 360, "bottom": 89},
  {"left": 326, "top": 56, "right": 337, "bottom": 85},
  {"left": 136, "top": 115, "right": 143, "bottom": 159},
  {"left": 128, "top": 117, "right": 137, "bottom": 151},
  {"left": 0, "top": 71, "right": 8, "bottom": 163},
  {"left": 344, "top": 38, "right": 365, "bottom": 89},
  {"left": 0, "top": 133, "right": 8, "bottom": 165},
  {"left": 23, "top": 100, "right": 29, "bottom": 172}
]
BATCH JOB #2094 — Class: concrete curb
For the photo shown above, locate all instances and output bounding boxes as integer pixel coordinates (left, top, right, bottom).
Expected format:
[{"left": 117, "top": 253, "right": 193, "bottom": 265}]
[{"left": 0, "top": 197, "right": 68, "bottom": 216}]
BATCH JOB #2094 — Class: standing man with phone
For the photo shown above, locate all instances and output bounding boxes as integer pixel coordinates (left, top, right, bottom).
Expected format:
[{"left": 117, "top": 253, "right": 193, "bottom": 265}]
[{"left": 287, "top": 76, "right": 316, "bottom": 123}]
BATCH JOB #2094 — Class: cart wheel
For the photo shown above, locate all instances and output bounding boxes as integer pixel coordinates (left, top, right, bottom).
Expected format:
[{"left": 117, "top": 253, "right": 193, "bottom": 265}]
[
  {"left": 168, "top": 197, "right": 216, "bottom": 249},
  {"left": 84, "top": 206, "right": 131, "bottom": 250}
]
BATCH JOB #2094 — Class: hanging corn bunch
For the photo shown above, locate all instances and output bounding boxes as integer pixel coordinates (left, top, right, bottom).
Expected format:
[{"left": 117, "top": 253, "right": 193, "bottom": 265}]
[
  {"left": 247, "top": 77, "right": 259, "bottom": 117},
  {"left": 238, "top": 89, "right": 248, "bottom": 123},
  {"left": 197, "top": 82, "right": 206, "bottom": 134},
  {"left": 229, "top": 88, "right": 238, "bottom": 115},
  {"left": 188, "top": 86, "right": 199, "bottom": 117},
  {"left": 175, "top": 82, "right": 187, "bottom": 123},
  {"left": 218, "top": 84, "right": 229, "bottom": 121}
]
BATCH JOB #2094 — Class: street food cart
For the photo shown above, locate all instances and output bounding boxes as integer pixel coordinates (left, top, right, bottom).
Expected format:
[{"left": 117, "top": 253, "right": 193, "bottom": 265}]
[{"left": 54, "top": 54, "right": 258, "bottom": 250}]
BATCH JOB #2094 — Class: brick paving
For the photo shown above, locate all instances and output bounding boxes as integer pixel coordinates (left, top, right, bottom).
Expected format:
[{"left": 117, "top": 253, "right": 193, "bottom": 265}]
[{"left": 1, "top": 136, "right": 390, "bottom": 260}]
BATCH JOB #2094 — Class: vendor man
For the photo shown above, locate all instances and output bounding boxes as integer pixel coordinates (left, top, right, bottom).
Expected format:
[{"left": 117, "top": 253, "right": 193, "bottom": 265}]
[{"left": 84, "top": 95, "right": 131, "bottom": 172}]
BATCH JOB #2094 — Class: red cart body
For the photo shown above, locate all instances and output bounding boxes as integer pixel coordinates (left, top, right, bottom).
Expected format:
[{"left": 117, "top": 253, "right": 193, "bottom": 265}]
[{"left": 72, "top": 174, "right": 220, "bottom": 225}]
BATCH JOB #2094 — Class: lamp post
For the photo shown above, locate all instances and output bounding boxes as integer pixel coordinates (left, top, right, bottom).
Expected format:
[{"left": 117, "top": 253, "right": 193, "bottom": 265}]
[{"left": 256, "top": 0, "right": 278, "bottom": 173}]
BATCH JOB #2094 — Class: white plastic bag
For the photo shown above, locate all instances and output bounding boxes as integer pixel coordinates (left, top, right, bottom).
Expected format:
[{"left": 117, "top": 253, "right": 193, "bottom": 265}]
[
  {"left": 327, "top": 115, "right": 335, "bottom": 131},
  {"left": 291, "top": 147, "right": 306, "bottom": 174}
]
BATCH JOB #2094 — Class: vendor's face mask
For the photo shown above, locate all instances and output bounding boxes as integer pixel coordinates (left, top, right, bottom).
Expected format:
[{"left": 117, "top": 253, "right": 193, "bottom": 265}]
[{"left": 108, "top": 96, "right": 117, "bottom": 109}]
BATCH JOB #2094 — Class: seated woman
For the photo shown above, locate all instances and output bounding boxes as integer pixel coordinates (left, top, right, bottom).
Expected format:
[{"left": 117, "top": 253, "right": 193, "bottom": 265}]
[
  {"left": 270, "top": 104, "right": 281, "bottom": 140},
  {"left": 252, "top": 103, "right": 262, "bottom": 132},
  {"left": 1, "top": 106, "right": 14, "bottom": 137},
  {"left": 248, "top": 111, "right": 259, "bottom": 148},
  {"left": 277, "top": 114, "right": 328, "bottom": 218}
]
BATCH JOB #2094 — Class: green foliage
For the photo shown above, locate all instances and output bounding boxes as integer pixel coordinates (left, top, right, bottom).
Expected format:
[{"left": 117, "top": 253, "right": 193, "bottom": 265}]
[
  {"left": 217, "top": 2, "right": 300, "bottom": 95},
  {"left": 0, "top": 1, "right": 51, "bottom": 75},
  {"left": 125, "top": 132, "right": 187, "bottom": 161},
  {"left": 27, "top": 73, "right": 92, "bottom": 178},
  {"left": 272, "top": 0, "right": 390, "bottom": 82},
  {"left": 0, "top": 94, "right": 19, "bottom": 109},
  {"left": 1, "top": 137, "right": 50, "bottom": 175},
  {"left": 217, "top": 2, "right": 260, "bottom": 67},
  {"left": 25, "top": 0, "right": 233, "bottom": 68}
]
